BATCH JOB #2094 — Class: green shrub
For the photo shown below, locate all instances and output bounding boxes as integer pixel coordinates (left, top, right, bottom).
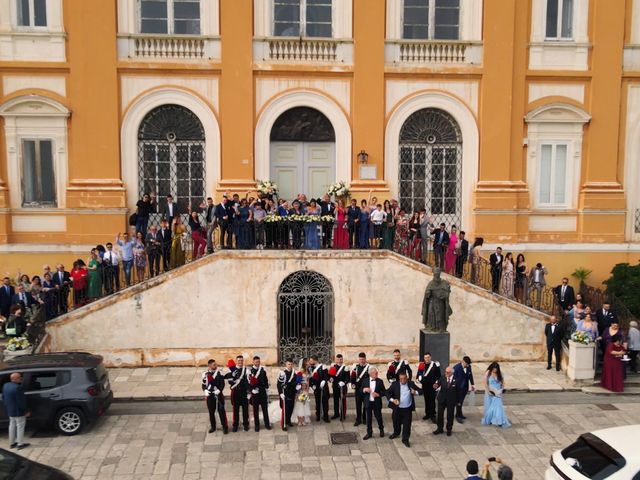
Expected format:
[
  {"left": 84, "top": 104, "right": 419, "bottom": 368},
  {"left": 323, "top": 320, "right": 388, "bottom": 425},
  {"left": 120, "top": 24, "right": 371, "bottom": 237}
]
[{"left": 603, "top": 262, "right": 640, "bottom": 318}]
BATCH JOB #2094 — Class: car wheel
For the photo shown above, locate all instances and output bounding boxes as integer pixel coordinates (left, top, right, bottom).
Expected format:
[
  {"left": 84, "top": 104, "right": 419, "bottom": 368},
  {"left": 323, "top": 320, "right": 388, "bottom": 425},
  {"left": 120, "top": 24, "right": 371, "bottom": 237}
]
[{"left": 55, "top": 407, "right": 85, "bottom": 436}]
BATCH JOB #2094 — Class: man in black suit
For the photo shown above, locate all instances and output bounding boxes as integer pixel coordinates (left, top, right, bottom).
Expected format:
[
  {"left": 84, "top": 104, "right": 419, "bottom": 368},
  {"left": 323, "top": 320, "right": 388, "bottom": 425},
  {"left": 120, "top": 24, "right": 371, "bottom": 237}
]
[
  {"left": 554, "top": 277, "right": 576, "bottom": 316},
  {"left": 347, "top": 199, "right": 361, "bottom": 248},
  {"left": 0, "top": 277, "right": 15, "bottom": 319},
  {"left": 361, "top": 367, "right": 385, "bottom": 441},
  {"left": 433, "top": 366, "right": 458, "bottom": 436},
  {"left": 51, "top": 264, "right": 71, "bottom": 315},
  {"left": 161, "top": 194, "right": 179, "bottom": 227},
  {"left": 431, "top": 223, "right": 449, "bottom": 269},
  {"left": 214, "top": 196, "right": 232, "bottom": 249},
  {"left": 489, "top": 247, "right": 503, "bottom": 293},
  {"left": 455, "top": 231, "right": 469, "bottom": 278},
  {"left": 596, "top": 302, "right": 616, "bottom": 336},
  {"left": 319, "top": 194, "right": 335, "bottom": 248},
  {"left": 158, "top": 218, "right": 172, "bottom": 272},
  {"left": 307, "top": 355, "right": 330, "bottom": 423},
  {"left": 350, "top": 352, "right": 370, "bottom": 426},
  {"left": 545, "top": 316, "right": 564, "bottom": 371},
  {"left": 145, "top": 225, "right": 163, "bottom": 277},
  {"left": 417, "top": 352, "right": 441, "bottom": 422},
  {"left": 387, "top": 372, "right": 422, "bottom": 447}
]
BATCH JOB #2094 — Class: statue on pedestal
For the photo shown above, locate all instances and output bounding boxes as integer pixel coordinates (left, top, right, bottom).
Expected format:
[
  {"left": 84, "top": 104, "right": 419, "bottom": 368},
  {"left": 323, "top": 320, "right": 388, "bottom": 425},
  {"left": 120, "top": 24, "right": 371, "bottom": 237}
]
[{"left": 421, "top": 268, "right": 453, "bottom": 333}]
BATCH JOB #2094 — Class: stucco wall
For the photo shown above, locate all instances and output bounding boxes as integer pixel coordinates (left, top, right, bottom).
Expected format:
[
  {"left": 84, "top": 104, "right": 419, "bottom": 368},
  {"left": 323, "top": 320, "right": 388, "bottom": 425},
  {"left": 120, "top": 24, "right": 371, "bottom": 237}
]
[{"left": 44, "top": 251, "right": 548, "bottom": 367}]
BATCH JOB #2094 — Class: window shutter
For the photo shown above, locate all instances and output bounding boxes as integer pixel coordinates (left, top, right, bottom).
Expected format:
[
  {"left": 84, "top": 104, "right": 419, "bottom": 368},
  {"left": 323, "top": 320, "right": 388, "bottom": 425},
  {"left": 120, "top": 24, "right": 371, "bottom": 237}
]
[{"left": 539, "top": 144, "right": 552, "bottom": 204}]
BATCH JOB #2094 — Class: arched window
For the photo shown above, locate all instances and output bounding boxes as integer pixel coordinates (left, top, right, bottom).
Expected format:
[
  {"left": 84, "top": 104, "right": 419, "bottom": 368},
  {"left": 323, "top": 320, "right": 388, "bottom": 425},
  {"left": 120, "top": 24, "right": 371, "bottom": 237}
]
[
  {"left": 138, "top": 104, "right": 205, "bottom": 215},
  {"left": 399, "top": 108, "right": 462, "bottom": 227}
]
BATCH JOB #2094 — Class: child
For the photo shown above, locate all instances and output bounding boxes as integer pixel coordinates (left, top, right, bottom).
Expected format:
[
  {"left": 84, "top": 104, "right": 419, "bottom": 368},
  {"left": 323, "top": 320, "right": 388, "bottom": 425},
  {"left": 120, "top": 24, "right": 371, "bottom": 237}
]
[{"left": 292, "top": 380, "right": 311, "bottom": 426}]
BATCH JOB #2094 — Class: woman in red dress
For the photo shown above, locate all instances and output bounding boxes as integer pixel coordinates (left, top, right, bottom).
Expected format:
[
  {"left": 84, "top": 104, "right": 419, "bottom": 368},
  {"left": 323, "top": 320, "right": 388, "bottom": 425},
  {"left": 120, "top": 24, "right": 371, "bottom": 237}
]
[
  {"left": 333, "top": 199, "right": 349, "bottom": 249},
  {"left": 601, "top": 335, "right": 626, "bottom": 393},
  {"left": 69, "top": 259, "right": 89, "bottom": 308}
]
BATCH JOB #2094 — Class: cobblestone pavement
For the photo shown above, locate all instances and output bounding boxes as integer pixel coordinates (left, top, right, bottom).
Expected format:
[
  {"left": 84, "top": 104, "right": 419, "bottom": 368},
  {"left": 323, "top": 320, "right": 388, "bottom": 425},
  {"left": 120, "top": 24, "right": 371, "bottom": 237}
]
[
  {"left": 7, "top": 396, "right": 640, "bottom": 479},
  {"left": 109, "top": 362, "right": 580, "bottom": 400}
]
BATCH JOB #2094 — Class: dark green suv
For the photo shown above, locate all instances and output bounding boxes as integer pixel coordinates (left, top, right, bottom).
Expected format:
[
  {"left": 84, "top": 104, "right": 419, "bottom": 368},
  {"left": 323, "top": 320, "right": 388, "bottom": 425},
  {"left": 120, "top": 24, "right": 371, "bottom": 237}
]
[{"left": 0, "top": 352, "right": 113, "bottom": 435}]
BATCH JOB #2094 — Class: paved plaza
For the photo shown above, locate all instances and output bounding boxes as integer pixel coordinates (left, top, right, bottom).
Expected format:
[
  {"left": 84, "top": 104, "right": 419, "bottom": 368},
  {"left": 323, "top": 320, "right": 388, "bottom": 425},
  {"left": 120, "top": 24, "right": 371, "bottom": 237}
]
[{"left": 7, "top": 391, "right": 640, "bottom": 480}]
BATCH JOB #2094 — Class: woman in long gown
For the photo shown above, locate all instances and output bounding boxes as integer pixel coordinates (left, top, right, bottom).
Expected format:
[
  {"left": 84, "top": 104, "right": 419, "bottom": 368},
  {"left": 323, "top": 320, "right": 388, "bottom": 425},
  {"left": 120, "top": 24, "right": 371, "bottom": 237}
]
[
  {"left": 170, "top": 217, "right": 186, "bottom": 269},
  {"left": 87, "top": 249, "right": 103, "bottom": 301},
  {"left": 333, "top": 199, "right": 349, "bottom": 249},
  {"left": 304, "top": 200, "right": 321, "bottom": 249},
  {"left": 481, "top": 362, "right": 511, "bottom": 428},
  {"left": 499, "top": 252, "right": 515, "bottom": 298},
  {"left": 514, "top": 254, "right": 527, "bottom": 304},
  {"left": 382, "top": 200, "right": 395, "bottom": 249},
  {"left": 358, "top": 199, "right": 370, "bottom": 249},
  {"left": 393, "top": 210, "right": 409, "bottom": 254},
  {"left": 444, "top": 226, "right": 458, "bottom": 274},
  {"left": 601, "top": 335, "right": 626, "bottom": 392}
]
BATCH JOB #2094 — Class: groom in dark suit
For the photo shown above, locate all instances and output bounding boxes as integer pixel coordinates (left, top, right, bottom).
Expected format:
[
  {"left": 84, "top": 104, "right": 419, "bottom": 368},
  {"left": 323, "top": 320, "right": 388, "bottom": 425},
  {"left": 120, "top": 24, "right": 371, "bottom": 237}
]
[
  {"left": 319, "top": 194, "right": 335, "bottom": 248},
  {"left": 545, "top": 315, "right": 564, "bottom": 371},
  {"left": 386, "top": 372, "right": 422, "bottom": 447},
  {"left": 433, "top": 366, "right": 458, "bottom": 436}
]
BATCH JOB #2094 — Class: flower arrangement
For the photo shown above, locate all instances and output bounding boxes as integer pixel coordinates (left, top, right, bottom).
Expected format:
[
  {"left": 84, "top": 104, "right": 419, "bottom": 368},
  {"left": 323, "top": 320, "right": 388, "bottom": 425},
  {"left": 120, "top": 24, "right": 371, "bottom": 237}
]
[
  {"left": 327, "top": 181, "right": 350, "bottom": 198},
  {"left": 264, "top": 215, "right": 333, "bottom": 223},
  {"left": 571, "top": 331, "right": 592, "bottom": 345},
  {"left": 6, "top": 336, "right": 31, "bottom": 352},
  {"left": 298, "top": 392, "right": 308, "bottom": 402},
  {"left": 256, "top": 180, "right": 278, "bottom": 196}
]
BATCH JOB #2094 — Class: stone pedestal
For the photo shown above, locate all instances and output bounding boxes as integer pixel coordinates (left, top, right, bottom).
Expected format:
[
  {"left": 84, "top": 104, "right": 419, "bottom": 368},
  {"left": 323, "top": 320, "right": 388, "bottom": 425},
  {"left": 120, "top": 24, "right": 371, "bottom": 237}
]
[
  {"left": 567, "top": 341, "right": 596, "bottom": 381},
  {"left": 420, "top": 330, "right": 450, "bottom": 368}
]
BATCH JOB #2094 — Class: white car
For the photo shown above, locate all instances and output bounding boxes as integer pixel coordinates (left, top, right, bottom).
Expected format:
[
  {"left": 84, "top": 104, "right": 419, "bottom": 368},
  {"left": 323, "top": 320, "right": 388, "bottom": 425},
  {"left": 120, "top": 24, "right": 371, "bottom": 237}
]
[{"left": 546, "top": 425, "right": 640, "bottom": 479}]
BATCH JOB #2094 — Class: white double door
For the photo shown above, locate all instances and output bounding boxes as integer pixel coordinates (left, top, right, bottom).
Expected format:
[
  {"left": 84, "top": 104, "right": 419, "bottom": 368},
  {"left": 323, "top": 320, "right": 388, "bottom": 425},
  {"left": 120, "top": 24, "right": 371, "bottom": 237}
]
[{"left": 270, "top": 142, "right": 335, "bottom": 202}]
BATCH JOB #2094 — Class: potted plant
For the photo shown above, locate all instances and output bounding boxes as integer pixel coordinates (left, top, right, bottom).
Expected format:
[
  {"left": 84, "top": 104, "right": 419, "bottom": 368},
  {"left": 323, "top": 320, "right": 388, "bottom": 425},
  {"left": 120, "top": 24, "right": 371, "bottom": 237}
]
[
  {"left": 567, "top": 331, "right": 596, "bottom": 381},
  {"left": 571, "top": 267, "right": 592, "bottom": 296}
]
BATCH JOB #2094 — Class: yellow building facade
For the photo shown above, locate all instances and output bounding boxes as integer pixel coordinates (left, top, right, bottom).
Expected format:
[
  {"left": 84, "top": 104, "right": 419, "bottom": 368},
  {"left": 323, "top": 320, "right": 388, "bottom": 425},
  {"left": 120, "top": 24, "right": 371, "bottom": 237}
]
[{"left": 0, "top": 0, "right": 639, "bottom": 284}]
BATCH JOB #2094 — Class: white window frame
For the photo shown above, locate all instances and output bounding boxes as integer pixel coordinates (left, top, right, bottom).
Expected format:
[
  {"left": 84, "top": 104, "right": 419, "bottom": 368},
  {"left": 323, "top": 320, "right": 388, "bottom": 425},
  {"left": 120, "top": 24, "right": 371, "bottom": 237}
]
[
  {"left": 14, "top": 0, "right": 48, "bottom": 29},
  {"left": 536, "top": 141, "right": 569, "bottom": 207},
  {"left": 138, "top": 0, "right": 201, "bottom": 35},
  {"left": 525, "top": 103, "right": 590, "bottom": 212},
  {"left": 272, "top": 0, "right": 333, "bottom": 38},
  {"left": 401, "top": 0, "right": 461, "bottom": 41},
  {"left": 19, "top": 137, "right": 57, "bottom": 207},
  {"left": 0, "top": 95, "right": 70, "bottom": 210},
  {"left": 544, "top": 0, "right": 574, "bottom": 40}
]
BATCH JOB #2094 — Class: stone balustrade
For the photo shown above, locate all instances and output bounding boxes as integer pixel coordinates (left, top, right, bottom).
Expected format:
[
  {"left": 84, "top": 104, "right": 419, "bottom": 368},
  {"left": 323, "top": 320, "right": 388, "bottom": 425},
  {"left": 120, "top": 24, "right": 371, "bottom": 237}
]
[
  {"left": 117, "top": 35, "right": 220, "bottom": 61},
  {"left": 267, "top": 37, "right": 338, "bottom": 62},
  {"left": 386, "top": 40, "right": 482, "bottom": 65}
]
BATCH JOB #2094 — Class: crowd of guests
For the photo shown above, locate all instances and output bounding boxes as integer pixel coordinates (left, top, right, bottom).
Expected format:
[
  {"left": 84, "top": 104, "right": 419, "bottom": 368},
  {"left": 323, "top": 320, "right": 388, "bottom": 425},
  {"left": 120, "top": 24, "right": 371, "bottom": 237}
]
[
  {"left": 544, "top": 294, "right": 640, "bottom": 392},
  {"left": 201, "top": 349, "right": 511, "bottom": 449}
]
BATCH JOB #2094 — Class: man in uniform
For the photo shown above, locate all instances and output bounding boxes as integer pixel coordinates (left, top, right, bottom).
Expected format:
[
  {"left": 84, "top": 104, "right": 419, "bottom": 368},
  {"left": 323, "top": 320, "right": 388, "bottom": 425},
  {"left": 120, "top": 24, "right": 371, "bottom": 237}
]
[
  {"left": 249, "top": 355, "right": 271, "bottom": 432},
  {"left": 201, "top": 359, "right": 229, "bottom": 434},
  {"left": 417, "top": 352, "right": 441, "bottom": 423},
  {"left": 386, "top": 349, "right": 413, "bottom": 383},
  {"left": 277, "top": 358, "right": 297, "bottom": 431},
  {"left": 227, "top": 355, "right": 250, "bottom": 432},
  {"left": 350, "top": 352, "right": 370, "bottom": 426},
  {"left": 307, "top": 355, "right": 330, "bottom": 423},
  {"left": 330, "top": 354, "right": 349, "bottom": 421}
]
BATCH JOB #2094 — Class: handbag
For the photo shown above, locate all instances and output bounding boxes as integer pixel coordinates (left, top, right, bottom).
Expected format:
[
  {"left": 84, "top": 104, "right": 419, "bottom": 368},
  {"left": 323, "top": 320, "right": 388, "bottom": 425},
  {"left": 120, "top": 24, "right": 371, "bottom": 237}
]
[
  {"left": 128, "top": 212, "right": 138, "bottom": 226},
  {"left": 5, "top": 323, "right": 16, "bottom": 336}
]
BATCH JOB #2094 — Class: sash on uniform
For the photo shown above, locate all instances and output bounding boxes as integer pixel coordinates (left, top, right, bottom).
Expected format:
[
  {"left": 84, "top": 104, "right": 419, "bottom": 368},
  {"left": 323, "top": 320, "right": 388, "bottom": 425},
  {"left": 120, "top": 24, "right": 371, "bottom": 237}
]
[{"left": 356, "top": 363, "right": 370, "bottom": 382}]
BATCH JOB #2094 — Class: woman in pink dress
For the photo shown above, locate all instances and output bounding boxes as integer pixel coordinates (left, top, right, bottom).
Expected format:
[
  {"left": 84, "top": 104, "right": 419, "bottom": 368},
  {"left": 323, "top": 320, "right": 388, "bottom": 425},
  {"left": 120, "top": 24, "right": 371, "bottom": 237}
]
[
  {"left": 333, "top": 199, "right": 349, "bottom": 249},
  {"left": 444, "top": 225, "right": 458, "bottom": 274}
]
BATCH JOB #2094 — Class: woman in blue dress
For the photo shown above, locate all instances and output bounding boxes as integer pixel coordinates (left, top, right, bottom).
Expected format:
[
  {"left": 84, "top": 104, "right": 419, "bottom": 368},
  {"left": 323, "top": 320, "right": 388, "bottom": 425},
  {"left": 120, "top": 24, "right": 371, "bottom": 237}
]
[
  {"left": 304, "top": 200, "right": 321, "bottom": 249},
  {"left": 358, "top": 199, "right": 370, "bottom": 249},
  {"left": 481, "top": 362, "right": 511, "bottom": 428}
]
